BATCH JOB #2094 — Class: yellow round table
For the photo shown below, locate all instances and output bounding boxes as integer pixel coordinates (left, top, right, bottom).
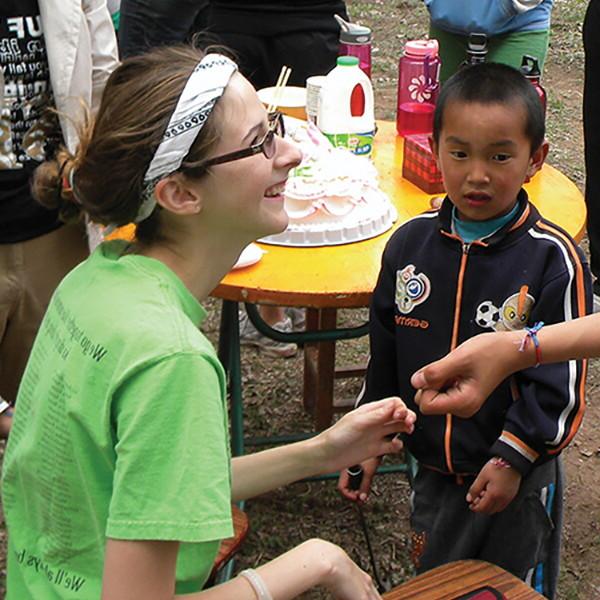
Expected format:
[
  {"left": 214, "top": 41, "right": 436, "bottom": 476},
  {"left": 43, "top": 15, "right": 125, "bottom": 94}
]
[
  {"left": 213, "top": 120, "right": 586, "bottom": 309},
  {"left": 212, "top": 120, "right": 586, "bottom": 434}
]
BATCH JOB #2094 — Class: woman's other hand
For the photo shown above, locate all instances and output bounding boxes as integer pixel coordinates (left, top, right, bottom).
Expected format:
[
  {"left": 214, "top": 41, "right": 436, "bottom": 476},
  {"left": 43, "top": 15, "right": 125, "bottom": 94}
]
[{"left": 317, "top": 397, "right": 415, "bottom": 475}]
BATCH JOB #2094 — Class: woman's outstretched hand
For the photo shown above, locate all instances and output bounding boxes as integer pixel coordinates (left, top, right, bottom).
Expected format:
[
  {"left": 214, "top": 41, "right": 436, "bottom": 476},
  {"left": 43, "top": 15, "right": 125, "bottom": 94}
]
[{"left": 317, "top": 397, "right": 415, "bottom": 475}]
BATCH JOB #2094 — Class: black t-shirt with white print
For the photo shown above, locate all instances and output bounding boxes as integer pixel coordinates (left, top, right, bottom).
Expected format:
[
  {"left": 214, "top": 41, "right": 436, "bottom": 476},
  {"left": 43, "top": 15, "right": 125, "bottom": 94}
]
[{"left": 0, "top": 0, "right": 62, "bottom": 243}]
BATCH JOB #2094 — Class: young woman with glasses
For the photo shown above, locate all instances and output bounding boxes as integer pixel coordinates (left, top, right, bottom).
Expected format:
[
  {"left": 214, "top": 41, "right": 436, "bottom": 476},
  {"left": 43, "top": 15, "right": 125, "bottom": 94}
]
[{"left": 1, "top": 45, "right": 415, "bottom": 600}]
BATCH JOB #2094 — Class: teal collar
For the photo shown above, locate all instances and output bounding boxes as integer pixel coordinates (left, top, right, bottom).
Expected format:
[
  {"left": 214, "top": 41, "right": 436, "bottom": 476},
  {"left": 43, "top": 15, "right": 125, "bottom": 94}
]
[{"left": 452, "top": 202, "right": 521, "bottom": 243}]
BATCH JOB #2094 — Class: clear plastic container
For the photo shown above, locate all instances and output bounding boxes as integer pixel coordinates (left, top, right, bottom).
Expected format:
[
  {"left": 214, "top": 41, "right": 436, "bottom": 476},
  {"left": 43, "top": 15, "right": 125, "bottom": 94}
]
[
  {"left": 334, "top": 14, "right": 372, "bottom": 79},
  {"left": 396, "top": 39, "right": 441, "bottom": 137},
  {"left": 317, "top": 56, "right": 375, "bottom": 157}
]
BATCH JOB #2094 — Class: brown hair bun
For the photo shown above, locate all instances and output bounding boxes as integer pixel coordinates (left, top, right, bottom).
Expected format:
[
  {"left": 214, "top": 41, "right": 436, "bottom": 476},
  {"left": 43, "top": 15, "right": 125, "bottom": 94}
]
[{"left": 32, "top": 149, "right": 83, "bottom": 224}]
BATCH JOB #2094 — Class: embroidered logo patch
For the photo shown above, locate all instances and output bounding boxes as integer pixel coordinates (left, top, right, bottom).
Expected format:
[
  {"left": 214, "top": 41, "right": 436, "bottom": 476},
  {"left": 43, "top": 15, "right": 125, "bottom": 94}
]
[
  {"left": 395, "top": 265, "right": 431, "bottom": 315},
  {"left": 475, "top": 285, "right": 536, "bottom": 331}
]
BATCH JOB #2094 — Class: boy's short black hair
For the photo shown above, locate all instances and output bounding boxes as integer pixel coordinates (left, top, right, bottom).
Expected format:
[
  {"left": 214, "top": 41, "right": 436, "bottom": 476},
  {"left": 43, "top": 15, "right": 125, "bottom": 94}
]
[{"left": 432, "top": 62, "right": 545, "bottom": 154}]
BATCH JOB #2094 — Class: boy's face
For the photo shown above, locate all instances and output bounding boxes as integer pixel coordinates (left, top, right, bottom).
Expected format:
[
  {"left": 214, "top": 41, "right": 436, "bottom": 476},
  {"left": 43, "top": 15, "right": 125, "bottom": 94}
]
[{"left": 431, "top": 100, "right": 548, "bottom": 222}]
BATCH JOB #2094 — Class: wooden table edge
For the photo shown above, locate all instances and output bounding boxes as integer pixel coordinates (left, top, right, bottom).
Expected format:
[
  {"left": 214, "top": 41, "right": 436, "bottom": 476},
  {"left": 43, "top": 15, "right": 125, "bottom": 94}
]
[{"left": 383, "top": 560, "right": 544, "bottom": 599}]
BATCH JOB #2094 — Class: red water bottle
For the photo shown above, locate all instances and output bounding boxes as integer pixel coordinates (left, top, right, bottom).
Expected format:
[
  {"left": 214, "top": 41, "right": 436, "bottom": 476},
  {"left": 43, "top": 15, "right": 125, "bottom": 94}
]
[
  {"left": 520, "top": 55, "right": 547, "bottom": 117},
  {"left": 396, "top": 40, "right": 441, "bottom": 137},
  {"left": 334, "top": 14, "right": 372, "bottom": 79}
]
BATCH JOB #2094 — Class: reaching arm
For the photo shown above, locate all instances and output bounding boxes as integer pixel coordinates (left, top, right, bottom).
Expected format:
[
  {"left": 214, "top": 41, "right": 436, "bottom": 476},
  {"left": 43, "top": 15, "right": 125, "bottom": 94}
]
[
  {"left": 231, "top": 397, "right": 415, "bottom": 502},
  {"left": 102, "top": 538, "right": 381, "bottom": 600},
  {"left": 412, "top": 295, "right": 600, "bottom": 418},
  {"left": 101, "top": 395, "right": 409, "bottom": 600},
  {"left": 487, "top": 265, "right": 591, "bottom": 475}
]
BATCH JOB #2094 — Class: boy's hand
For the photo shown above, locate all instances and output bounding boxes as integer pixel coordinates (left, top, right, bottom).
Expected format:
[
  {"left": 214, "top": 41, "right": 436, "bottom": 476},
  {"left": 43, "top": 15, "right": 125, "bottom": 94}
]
[
  {"left": 466, "top": 458, "right": 522, "bottom": 514},
  {"left": 337, "top": 457, "right": 381, "bottom": 504}
]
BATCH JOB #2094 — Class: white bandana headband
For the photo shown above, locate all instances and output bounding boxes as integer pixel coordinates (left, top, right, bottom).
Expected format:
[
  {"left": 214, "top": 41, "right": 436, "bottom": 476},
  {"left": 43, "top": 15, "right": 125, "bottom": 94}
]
[{"left": 136, "top": 53, "right": 238, "bottom": 223}]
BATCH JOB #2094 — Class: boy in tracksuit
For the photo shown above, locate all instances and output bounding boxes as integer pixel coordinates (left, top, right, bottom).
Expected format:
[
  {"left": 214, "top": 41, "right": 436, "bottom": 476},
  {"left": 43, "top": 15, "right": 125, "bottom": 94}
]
[{"left": 338, "top": 63, "right": 590, "bottom": 599}]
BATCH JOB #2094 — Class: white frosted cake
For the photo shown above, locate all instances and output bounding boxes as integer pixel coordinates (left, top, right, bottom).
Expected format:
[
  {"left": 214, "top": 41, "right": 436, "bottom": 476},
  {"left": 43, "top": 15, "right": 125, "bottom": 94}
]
[{"left": 260, "top": 119, "right": 397, "bottom": 247}]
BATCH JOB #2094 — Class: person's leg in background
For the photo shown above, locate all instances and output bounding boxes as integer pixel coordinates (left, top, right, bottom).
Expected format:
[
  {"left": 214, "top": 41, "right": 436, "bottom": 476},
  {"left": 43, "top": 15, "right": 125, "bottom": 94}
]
[
  {"left": 583, "top": 0, "right": 600, "bottom": 308},
  {"left": 119, "top": 0, "right": 208, "bottom": 57},
  {"left": 202, "top": 31, "right": 272, "bottom": 90},
  {"left": 0, "top": 224, "right": 88, "bottom": 433},
  {"left": 486, "top": 29, "right": 550, "bottom": 72},
  {"left": 239, "top": 305, "right": 298, "bottom": 358},
  {"left": 429, "top": 25, "right": 549, "bottom": 84},
  {"left": 270, "top": 30, "right": 341, "bottom": 87},
  {"left": 428, "top": 25, "right": 469, "bottom": 83},
  {"left": 190, "top": 0, "right": 210, "bottom": 33}
]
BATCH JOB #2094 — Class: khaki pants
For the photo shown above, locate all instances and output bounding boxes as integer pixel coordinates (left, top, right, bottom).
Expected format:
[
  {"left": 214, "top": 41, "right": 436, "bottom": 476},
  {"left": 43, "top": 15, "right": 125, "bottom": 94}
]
[{"left": 0, "top": 224, "right": 88, "bottom": 404}]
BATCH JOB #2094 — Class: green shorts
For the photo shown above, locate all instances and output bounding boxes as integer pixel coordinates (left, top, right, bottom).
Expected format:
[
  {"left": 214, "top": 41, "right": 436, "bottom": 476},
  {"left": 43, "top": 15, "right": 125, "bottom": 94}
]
[{"left": 429, "top": 25, "right": 550, "bottom": 83}]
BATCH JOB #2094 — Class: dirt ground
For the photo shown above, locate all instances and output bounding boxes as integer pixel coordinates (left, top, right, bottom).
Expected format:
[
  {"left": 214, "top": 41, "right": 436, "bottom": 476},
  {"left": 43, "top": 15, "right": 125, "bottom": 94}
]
[{"left": 0, "top": 1, "right": 599, "bottom": 599}]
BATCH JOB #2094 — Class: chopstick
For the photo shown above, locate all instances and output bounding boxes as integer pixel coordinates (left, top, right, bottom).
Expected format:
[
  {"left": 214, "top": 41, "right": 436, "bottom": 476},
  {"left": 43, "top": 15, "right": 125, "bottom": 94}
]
[{"left": 267, "top": 65, "right": 292, "bottom": 113}]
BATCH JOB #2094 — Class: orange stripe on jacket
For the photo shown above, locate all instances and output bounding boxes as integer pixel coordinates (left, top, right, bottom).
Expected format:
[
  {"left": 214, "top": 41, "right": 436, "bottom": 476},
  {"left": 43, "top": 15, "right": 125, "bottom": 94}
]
[
  {"left": 501, "top": 430, "right": 539, "bottom": 461},
  {"left": 509, "top": 204, "right": 531, "bottom": 232},
  {"left": 442, "top": 246, "right": 470, "bottom": 474}
]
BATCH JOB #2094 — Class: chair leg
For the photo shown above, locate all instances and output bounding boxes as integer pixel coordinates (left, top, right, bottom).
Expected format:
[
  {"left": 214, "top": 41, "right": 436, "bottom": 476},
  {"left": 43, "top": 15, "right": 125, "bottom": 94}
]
[
  {"left": 220, "top": 300, "right": 245, "bottom": 457},
  {"left": 302, "top": 308, "right": 320, "bottom": 413},
  {"left": 208, "top": 505, "right": 250, "bottom": 586}
]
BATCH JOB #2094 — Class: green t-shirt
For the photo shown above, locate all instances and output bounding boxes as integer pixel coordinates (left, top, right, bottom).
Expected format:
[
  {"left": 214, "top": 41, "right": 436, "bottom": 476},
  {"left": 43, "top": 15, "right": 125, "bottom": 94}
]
[{"left": 2, "top": 240, "right": 233, "bottom": 599}]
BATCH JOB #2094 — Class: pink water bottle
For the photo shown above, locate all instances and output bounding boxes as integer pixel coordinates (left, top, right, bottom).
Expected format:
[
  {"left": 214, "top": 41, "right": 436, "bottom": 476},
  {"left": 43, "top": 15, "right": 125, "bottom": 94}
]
[
  {"left": 334, "top": 14, "right": 372, "bottom": 79},
  {"left": 520, "top": 55, "right": 547, "bottom": 117},
  {"left": 396, "top": 39, "right": 441, "bottom": 137}
]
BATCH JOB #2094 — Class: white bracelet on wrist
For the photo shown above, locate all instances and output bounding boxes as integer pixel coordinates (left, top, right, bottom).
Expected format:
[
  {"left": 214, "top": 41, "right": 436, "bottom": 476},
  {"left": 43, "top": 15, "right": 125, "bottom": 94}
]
[{"left": 239, "top": 568, "right": 273, "bottom": 600}]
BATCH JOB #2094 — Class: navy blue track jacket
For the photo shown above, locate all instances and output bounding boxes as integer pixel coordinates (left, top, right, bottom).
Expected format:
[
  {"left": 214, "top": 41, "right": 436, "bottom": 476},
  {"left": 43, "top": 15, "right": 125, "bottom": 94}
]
[{"left": 360, "top": 191, "right": 591, "bottom": 476}]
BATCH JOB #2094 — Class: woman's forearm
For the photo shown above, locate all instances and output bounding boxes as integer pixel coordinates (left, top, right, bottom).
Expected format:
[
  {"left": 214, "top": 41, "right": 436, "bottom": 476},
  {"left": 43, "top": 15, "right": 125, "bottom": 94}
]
[
  {"left": 183, "top": 539, "right": 338, "bottom": 599},
  {"left": 535, "top": 313, "right": 600, "bottom": 364},
  {"left": 230, "top": 397, "right": 414, "bottom": 502},
  {"left": 230, "top": 437, "right": 324, "bottom": 502},
  {"left": 104, "top": 538, "right": 365, "bottom": 600},
  {"left": 504, "top": 312, "right": 600, "bottom": 371}
]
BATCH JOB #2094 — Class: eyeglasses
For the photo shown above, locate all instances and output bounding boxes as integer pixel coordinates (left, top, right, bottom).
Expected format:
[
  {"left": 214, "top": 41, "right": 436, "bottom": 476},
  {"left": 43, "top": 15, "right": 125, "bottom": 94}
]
[{"left": 185, "top": 112, "right": 285, "bottom": 172}]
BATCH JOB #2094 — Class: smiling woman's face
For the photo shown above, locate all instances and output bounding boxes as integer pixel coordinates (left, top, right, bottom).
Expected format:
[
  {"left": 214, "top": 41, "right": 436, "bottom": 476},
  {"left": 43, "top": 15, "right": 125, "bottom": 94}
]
[{"left": 192, "top": 73, "right": 302, "bottom": 242}]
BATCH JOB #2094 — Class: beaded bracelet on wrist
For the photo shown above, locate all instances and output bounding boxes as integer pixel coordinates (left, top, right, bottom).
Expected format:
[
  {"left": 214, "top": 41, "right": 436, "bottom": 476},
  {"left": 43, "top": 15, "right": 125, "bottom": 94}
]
[{"left": 490, "top": 456, "right": 512, "bottom": 469}]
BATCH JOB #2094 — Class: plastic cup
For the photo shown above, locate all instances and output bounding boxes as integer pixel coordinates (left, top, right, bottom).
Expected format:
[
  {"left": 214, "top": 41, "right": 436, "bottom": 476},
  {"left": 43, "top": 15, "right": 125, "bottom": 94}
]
[{"left": 257, "top": 86, "right": 307, "bottom": 120}]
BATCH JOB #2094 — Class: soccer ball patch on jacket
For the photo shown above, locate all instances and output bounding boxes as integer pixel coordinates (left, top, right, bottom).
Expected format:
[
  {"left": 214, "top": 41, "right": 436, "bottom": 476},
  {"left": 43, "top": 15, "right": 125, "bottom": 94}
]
[{"left": 475, "top": 286, "right": 535, "bottom": 331}]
